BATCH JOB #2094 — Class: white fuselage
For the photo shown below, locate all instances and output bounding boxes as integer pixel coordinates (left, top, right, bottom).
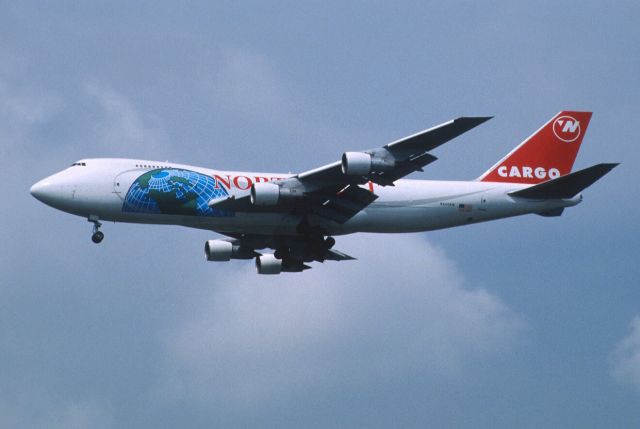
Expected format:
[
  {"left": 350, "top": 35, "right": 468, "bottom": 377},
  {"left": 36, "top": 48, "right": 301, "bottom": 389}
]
[{"left": 30, "top": 158, "right": 581, "bottom": 236}]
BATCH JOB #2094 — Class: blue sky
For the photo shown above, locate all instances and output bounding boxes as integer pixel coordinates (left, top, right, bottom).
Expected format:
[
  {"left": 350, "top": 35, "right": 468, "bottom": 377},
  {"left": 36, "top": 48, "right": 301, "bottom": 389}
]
[{"left": 1, "top": 1, "right": 639, "bottom": 427}]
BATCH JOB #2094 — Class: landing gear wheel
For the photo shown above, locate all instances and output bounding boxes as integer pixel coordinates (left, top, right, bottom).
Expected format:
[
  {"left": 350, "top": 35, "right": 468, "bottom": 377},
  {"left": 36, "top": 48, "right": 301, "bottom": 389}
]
[
  {"left": 91, "top": 231, "right": 104, "bottom": 244},
  {"left": 324, "top": 236, "right": 336, "bottom": 249},
  {"left": 88, "top": 215, "right": 104, "bottom": 244}
]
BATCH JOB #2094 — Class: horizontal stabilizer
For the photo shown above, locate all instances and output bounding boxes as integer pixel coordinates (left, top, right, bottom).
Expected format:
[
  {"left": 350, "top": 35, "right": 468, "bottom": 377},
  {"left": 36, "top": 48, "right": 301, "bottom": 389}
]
[
  {"left": 510, "top": 163, "right": 618, "bottom": 199},
  {"left": 536, "top": 208, "right": 565, "bottom": 217}
]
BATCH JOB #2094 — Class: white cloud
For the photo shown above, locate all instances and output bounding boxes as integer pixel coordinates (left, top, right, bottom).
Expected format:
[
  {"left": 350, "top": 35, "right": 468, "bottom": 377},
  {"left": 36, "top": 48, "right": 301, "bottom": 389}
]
[
  {"left": 200, "top": 47, "right": 379, "bottom": 166},
  {"left": 0, "top": 81, "right": 60, "bottom": 125},
  {"left": 0, "top": 78, "right": 63, "bottom": 159},
  {"left": 0, "top": 389, "right": 113, "bottom": 429},
  {"left": 46, "top": 400, "right": 113, "bottom": 429},
  {"left": 610, "top": 316, "right": 640, "bottom": 391},
  {"left": 156, "top": 234, "right": 523, "bottom": 408},
  {"left": 84, "top": 81, "right": 168, "bottom": 155},
  {"left": 206, "top": 48, "right": 295, "bottom": 124}
]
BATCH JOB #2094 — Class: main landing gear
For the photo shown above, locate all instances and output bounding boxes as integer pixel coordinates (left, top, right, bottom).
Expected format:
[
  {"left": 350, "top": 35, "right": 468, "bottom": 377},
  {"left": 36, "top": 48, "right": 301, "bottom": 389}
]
[{"left": 88, "top": 215, "right": 104, "bottom": 244}]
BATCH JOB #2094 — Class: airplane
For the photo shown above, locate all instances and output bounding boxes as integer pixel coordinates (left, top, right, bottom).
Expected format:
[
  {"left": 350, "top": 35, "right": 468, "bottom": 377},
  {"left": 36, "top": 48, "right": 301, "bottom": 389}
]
[{"left": 30, "top": 111, "right": 617, "bottom": 274}]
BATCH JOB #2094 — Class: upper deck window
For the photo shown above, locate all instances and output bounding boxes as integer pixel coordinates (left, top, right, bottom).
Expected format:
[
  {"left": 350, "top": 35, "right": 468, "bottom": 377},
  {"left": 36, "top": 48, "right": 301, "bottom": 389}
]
[
  {"left": 136, "top": 164, "right": 172, "bottom": 169},
  {"left": 71, "top": 162, "right": 87, "bottom": 167}
]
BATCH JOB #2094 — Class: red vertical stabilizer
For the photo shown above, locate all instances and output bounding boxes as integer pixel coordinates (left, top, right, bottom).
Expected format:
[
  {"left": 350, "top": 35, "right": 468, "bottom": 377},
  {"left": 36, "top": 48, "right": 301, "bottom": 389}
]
[{"left": 479, "top": 111, "right": 592, "bottom": 184}]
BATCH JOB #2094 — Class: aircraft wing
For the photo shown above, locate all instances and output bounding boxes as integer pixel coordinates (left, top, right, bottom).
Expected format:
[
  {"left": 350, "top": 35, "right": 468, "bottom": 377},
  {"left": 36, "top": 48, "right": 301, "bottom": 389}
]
[
  {"left": 218, "top": 232, "right": 355, "bottom": 272},
  {"left": 295, "top": 116, "right": 492, "bottom": 190},
  {"left": 212, "top": 116, "right": 490, "bottom": 224}
]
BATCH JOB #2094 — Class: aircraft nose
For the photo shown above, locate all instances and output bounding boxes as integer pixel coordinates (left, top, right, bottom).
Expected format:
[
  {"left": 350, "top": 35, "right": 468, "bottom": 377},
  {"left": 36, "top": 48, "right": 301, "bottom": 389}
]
[
  {"left": 30, "top": 179, "right": 50, "bottom": 202},
  {"left": 30, "top": 173, "right": 76, "bottom": 208}
]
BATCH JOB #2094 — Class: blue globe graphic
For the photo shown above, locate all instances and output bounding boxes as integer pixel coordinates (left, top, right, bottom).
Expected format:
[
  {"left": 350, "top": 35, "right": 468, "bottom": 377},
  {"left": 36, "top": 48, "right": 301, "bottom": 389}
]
[{"left": 123, "top": 169, "right": 232, "bottom": 217}]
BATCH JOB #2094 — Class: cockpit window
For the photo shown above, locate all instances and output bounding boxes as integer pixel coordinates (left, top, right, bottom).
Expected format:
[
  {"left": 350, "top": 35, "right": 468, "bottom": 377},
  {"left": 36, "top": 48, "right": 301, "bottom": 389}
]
[{"left": 70, "top": 162, "right": 87, "bottom": 167}]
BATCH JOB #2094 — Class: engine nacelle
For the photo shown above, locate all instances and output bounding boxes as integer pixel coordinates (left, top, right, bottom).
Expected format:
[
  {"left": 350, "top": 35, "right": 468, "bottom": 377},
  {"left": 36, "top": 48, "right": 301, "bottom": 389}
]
[
  {"left": 250, "top": 182, "right": 301, "bottom": 206},
  {"left": 205, "top": 239, "right": 255, "bottom": 261},
  {"left": 255, "top": 254, "right": 282, "bottom": 274},
  {"left": 341, "top": 152, "right": 371, "bottom": 175},
  {"left": 341, "top": 151, "right": 395, "bottom": 176},
  {"left": 205, "top": 239, "right": 233, "bottom": 261},
  {"left": 250, "top": 182, "right": 280, "bottom": 206}
]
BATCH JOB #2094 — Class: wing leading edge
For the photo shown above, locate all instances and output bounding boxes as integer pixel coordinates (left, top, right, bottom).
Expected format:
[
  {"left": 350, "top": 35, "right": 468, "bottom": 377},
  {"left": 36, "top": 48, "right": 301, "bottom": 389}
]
[{"left": 296, "top": 116, "right": 492, "bottom": 191}]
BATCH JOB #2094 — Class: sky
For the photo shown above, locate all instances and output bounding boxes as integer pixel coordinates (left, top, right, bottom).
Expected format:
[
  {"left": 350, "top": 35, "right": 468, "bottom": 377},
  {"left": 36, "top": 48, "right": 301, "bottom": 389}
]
[{"left": 1, "top": 1, "right": 639, "bottom": 427}]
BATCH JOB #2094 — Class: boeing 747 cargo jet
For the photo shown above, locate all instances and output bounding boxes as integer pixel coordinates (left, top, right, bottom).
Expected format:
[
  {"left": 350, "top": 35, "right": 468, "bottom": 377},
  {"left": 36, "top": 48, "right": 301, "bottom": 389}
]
[{"left": 31, "top": 111, "right": 617, "bottom": 274}]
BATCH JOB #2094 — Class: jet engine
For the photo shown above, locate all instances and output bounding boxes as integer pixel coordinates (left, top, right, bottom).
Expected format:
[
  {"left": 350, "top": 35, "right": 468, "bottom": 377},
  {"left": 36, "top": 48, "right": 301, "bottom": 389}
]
[
  {"left": 341, "top": 151, "right": 395, "bottom": 176},
  {"left": 255, "top": 254, "right": 282, "bottom": 274},
  {"left": 250, "top": 182, "right": 301, "bottom": 206},
  {"left": 205, "top": 239, "right": 254, "bottom": 261}
]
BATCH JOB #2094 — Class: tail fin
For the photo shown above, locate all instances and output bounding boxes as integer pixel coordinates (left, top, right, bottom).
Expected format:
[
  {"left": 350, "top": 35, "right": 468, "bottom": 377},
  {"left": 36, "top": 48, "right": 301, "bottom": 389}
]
[{"left": 478, "top": 111, "right": 592, "bottom": 184}]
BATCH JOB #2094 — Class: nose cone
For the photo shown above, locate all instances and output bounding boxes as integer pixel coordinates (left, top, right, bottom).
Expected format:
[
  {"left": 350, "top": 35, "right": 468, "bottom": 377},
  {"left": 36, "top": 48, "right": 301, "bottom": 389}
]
[
  {"left": 30, "top": 178, "right": 51, "bottom": 202},
  {"left": 30, "top": 173, "right": 76, "bottom": 210},
  {"left": 30, "top": 179, "right": 49, "bottom": 200}
]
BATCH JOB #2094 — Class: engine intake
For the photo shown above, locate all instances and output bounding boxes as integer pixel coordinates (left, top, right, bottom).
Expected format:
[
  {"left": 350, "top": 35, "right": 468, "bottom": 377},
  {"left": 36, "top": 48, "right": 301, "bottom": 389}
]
[
  {"left": 255, "top": 254, "right": 282, "bottom": 274},
  {"left": 250, "top": 182, "right": 301, "bottom": 206},
  {"left": 341, "top": 151, "right": 395, "bottom": 176}
]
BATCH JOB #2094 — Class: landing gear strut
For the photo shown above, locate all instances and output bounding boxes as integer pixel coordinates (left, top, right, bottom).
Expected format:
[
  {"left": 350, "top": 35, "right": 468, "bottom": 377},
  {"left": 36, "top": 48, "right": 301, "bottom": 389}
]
[{"left": 88, "top": 215, "right": 104, "bottom": 244}]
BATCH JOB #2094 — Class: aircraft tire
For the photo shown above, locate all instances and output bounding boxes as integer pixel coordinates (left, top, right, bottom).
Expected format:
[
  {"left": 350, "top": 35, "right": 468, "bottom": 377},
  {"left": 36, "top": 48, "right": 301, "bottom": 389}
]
[{"left": 91, "top": 231, "right": 104, "bottom": 244}]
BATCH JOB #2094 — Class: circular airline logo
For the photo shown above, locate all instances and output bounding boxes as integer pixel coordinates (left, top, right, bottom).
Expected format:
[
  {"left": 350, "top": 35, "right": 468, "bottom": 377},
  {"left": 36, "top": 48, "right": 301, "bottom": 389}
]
[{"left": 552, "top": 115, "right": 581, "bottom": 142}]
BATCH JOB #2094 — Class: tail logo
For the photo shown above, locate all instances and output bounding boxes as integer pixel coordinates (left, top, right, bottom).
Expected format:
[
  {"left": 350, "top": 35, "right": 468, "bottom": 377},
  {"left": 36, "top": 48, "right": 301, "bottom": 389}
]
[{"left": 553, "top": 115, "right": 581, "bottom": 143}]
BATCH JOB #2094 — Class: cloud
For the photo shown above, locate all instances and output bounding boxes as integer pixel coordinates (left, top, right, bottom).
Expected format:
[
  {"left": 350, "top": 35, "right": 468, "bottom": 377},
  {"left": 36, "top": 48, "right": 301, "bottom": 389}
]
[
  {"left": 0, "top": 78, "right": 63, "bottom": 159},
  {"left": 84, "top": 81, "right": 168, "bottom": 156},
  {"left": 610, "top": 316, "right": 640, "bottom": 391},
  {"left": 206, "top": 48, "right": 295, "bottom": 124},
  {"left": 0, "top": 387, "right": 112, "bottom": 429},
  {"left": 46, "top": 400, "right": 113, "bottom": 429},
  {"left": 156, "top": 234, "right": 523, "bottom": 410},
  {"left": 199, "top": 47, "right": 379, "bottom": 168}
]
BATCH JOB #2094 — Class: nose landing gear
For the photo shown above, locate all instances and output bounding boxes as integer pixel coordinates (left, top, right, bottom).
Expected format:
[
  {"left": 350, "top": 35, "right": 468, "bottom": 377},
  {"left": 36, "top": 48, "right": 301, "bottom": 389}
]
[{"left": 88, "top": 215, "right": 104, "bottom": 244}]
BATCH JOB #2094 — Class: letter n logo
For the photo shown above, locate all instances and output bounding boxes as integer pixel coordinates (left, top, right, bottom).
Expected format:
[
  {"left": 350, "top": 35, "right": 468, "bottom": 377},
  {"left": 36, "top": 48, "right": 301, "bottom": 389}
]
[{"left": 553, "top": 115, "right": 581, "bottom": 142}]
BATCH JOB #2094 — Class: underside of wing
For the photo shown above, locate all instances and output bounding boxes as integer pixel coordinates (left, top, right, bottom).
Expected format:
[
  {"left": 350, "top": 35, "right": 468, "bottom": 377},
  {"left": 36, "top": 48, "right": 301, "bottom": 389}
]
[
  {"left": 305, "top": 183, "right": 378, "bottom": 223},
  {"left": 213, "top": 232, "right": 356, "bottom": 273}
]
